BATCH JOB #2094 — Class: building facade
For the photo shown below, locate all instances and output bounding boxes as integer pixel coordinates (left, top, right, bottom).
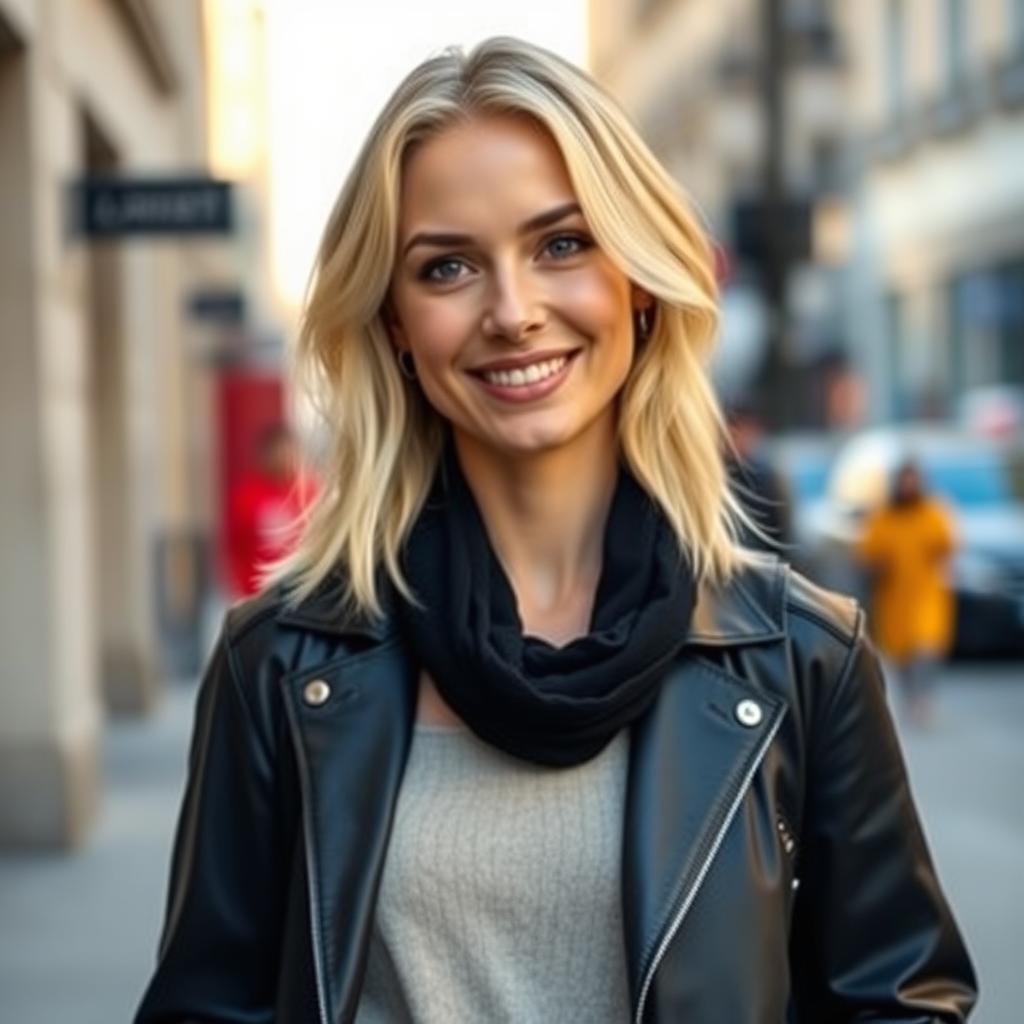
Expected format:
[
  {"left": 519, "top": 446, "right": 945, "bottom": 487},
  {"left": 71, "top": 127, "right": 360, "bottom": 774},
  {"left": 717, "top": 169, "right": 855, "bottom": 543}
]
[
  {"left": 0, "top": 0, "right": 229, "bottom": 847},
  {"left": 840, "top": 0, "right": 1024, "bottom": 422},
  {"left": 589, "top": 0, "right": 849, "bottom": 421},
  {"left": 589, "top": 0, "right": 1024, "bottom": 426}
]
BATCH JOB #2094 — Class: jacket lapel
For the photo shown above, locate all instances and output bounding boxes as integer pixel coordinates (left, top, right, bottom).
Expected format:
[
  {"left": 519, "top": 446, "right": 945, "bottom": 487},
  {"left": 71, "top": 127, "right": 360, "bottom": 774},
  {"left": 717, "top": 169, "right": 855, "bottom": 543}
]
[
  {"left": 622, "top": 554, "right": 789, "bottom": 1021},
  {"left": 278, "top": 554, "right": 790, "bottom": 1024},
  {"left": 279, "top": 637, "right": 418, "bottom": 1024}
]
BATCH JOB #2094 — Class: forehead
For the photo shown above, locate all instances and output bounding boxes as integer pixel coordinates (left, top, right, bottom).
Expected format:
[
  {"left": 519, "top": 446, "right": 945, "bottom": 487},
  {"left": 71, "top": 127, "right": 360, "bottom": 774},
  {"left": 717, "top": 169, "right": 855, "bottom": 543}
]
[{"left": 398, "top": 114, "right": 576, "bottom": 228}]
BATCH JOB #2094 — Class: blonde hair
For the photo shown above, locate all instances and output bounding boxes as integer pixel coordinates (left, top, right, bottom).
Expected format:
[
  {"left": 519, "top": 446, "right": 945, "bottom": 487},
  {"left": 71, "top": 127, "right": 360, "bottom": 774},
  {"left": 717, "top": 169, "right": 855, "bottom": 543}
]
[{"left": 273, "top": 35, "right": 764, "bottom": 619}]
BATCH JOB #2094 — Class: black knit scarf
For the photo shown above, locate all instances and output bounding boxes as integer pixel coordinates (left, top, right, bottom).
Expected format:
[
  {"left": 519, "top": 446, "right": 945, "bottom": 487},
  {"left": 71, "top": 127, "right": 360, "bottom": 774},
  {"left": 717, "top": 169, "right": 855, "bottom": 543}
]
[{"left": 396, "top": 438, "right": 697, "bottom": 767}]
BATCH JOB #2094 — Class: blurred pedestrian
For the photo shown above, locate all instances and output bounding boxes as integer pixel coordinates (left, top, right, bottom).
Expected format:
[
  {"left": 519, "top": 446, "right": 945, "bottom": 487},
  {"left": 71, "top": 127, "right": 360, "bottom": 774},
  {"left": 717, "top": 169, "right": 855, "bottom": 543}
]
[
  {"left": 724, "top": 399, "right": 793, "bottom": 553},
  {"left": 856, "top": 458, "right": 958, "bottom": 726},
  {"left": 135, "top": 38, "right": 975, "bottom": 1024},
  {"left": 224, "top": 422, "right": 319, "bottom": 598}
]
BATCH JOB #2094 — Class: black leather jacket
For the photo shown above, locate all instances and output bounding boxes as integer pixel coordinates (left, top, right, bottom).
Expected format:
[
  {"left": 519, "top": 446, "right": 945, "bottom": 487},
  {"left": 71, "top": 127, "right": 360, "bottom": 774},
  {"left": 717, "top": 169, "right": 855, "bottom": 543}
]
[{"left": 134, "top": 554, "right": 977, "bottom": 1023}]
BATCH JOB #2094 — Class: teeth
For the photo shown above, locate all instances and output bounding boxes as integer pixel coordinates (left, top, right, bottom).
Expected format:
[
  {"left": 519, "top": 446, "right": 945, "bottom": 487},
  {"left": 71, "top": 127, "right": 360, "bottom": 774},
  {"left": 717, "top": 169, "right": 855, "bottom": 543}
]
[{"left": 482, "top": 355, "right": 568, "bottom": 388}]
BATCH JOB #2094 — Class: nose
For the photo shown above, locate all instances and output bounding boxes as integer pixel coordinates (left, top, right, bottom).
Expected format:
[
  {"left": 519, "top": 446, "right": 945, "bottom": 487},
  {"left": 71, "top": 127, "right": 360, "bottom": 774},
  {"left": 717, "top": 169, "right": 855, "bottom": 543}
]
[{"left": 482, "top": 265, "right": 544, "bottom": 343}]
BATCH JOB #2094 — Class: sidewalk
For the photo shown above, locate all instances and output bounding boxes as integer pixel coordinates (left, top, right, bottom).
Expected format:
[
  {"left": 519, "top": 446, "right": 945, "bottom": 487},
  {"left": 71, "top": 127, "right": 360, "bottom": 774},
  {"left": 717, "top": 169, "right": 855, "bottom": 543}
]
[{"left": 0, "top": 679, "right": 196, "bottom": 1024}]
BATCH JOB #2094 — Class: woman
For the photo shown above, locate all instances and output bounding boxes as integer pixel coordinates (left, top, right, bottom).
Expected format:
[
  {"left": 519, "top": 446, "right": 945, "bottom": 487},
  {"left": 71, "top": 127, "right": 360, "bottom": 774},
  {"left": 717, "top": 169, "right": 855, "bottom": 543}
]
[
  {"left": 856, "top": 458, "right": 958, "bottom": 727},
  {"left": 225, "top": 422, "right": 319, "bottom": 599},
  {"left": 134, "top": 38, "right": 976, "bottom": 1023}
]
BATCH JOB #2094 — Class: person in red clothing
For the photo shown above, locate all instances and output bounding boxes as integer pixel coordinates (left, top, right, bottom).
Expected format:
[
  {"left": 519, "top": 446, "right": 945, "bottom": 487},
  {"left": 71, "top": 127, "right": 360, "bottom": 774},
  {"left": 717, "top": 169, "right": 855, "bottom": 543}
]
[{"left": 225, "top": 422, "right": 319, "bottom": 598}]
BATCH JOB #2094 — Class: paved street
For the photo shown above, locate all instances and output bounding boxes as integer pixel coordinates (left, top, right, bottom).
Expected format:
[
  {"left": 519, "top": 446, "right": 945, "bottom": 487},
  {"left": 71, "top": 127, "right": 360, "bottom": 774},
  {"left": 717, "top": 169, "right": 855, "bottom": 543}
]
[{"left": 0, "top": 661, "right": 1020, "bottom": 1023}]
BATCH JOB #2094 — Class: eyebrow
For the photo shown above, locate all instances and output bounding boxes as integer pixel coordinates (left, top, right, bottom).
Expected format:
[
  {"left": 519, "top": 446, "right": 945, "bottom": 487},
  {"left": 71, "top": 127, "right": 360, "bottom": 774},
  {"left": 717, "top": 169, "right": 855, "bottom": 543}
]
[{"left": 401, "top": 201, "right": 583, "bottom": 259}]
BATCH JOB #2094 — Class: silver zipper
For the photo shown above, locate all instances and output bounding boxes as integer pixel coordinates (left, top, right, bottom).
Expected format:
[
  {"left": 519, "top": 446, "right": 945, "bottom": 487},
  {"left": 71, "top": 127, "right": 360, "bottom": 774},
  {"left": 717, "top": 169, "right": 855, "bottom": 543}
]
[
  {"left": 284, "top": 693, "right": 331, "bottom": 1024},
  {"left": 633, "top": 711, "right": 784, "bottom": 1024}
]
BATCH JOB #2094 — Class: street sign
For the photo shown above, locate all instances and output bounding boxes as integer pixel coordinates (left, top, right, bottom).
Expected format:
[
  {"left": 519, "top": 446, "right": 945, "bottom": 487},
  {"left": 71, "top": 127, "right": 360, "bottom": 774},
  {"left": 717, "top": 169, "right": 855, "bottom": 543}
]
[
  {"left": 76, "top": 177, "right": 233, "bottom": 237},
  {"left": 188, "top": 288, "right": 245, "bottom": 324}
]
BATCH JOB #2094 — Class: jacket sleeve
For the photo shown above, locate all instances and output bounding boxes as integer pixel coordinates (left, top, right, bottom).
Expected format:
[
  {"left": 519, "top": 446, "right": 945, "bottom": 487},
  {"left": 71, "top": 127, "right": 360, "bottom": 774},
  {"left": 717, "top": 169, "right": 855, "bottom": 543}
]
[
  {"left": 133, "top": 621, "right": 286, "bottom": 1024},
  {"left": 789, "top": 610, "right": 978, "bottom": 1022}
]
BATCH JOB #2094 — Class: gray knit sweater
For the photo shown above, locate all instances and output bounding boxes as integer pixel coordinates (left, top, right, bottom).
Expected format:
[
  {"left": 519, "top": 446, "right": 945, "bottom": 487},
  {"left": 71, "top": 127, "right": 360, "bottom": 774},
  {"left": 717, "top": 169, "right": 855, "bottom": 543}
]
[{"left": 353, "top": 723, "right": 632, "bottom": 1023}]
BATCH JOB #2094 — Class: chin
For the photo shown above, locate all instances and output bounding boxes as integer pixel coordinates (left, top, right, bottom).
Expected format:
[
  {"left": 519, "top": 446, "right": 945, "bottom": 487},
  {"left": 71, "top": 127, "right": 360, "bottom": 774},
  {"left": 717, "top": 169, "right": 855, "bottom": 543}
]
[{"left": 464, "top": 415, "right": 593, "bottom": 460}]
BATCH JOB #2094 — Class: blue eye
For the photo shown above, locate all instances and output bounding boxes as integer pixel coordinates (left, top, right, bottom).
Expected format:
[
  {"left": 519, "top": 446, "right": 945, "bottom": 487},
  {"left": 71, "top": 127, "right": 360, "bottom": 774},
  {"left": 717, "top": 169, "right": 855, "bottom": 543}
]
[
  {"left": 418, "top": 233, "right": 591, "bottom": 283},
  {"left": 421, "top": 258, "right": 466, "bottom": 282},
  {"left": 545, "top": 234, "right": 591, "bottom": 259}
]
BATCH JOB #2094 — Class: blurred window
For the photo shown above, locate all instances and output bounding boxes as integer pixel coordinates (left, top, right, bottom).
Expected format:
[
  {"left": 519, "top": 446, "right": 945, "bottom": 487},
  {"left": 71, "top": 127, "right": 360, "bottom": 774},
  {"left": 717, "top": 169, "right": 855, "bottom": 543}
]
[
  {"left": 811, "top": 136, "right": 841, "bottom": 191},
  {"left": 943, "top": 0, "right": 969, "bottom": 89},
  {"left": 885, "top": 0, "right": 907, "bottom": 116},
  {"left": 886, "top": 286, "right": 955, "bottom": 422},
  {"left": 1012, "top": 0, "right": 1024, "bottom": 51},
  {"left": 786, "top": 0, "right": 834, "bottom": 31},
  {"left": 949, "top": 261, "right": 1024, "bottom": 400},
  {"left": 885, "top": 289, "right": 936, "bottom": 420}
]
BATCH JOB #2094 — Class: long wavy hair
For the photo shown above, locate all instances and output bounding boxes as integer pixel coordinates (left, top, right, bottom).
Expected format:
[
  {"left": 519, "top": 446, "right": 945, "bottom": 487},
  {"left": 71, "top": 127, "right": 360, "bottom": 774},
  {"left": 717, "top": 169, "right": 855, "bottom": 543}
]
[{"left": 272, "top": 35, "right": 764, "bottom": 619}]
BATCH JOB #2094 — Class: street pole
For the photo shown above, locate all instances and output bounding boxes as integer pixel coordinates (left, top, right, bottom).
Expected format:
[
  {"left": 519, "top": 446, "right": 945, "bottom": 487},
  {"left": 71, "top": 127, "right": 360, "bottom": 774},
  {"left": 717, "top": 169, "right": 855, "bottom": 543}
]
[{"left": 757, "top": 0, "right": 792, "bottom": 430}]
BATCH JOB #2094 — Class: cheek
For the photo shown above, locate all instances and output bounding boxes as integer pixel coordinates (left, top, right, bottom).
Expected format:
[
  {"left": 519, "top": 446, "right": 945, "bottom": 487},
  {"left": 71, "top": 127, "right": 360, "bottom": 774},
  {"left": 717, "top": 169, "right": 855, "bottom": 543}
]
[
  {"left": 400, "top": 295, "right": 471, "bottom": 365},
  {"left": 560, "top": 266, "right": 632, "bottom": 341}
]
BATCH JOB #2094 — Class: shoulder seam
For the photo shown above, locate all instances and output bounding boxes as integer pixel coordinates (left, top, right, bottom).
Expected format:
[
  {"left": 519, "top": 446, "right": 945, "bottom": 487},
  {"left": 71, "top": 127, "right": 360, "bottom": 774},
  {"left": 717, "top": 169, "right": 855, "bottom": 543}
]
[
  {"left": 808, "top": 604, "right": 868, "bottom": 767},
  {"left": 834, "top": 604, "right": 867, "bottom": 692},
  {"left": 741, "top": 554, "right": 787, "bottom": 629},
  {"left": 225, "top": 600, "right": 282, "bottom": 647},
  {"left": 784, "top": 598, "right": 859, "bottom": 650},
  {"left": 222, "top": 618, "right": 277, "bottom": 768}
]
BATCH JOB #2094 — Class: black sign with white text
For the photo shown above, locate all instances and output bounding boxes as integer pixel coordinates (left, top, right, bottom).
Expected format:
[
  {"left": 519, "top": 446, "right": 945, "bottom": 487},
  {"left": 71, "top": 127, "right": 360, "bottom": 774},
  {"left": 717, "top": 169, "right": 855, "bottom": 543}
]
[{"left": 77, "top": 177, "right": 233, "bottom": 237}]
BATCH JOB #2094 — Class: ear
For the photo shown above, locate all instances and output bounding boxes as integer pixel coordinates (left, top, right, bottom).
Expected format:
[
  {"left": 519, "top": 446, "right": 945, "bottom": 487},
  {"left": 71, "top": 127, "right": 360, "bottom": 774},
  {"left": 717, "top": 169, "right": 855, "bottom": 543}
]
[
  {"left": 380, "top": 295, "right": 408, "bottom": 351},
  {"left": 631, "top": 286, "right": 655, "bottom": 313}
]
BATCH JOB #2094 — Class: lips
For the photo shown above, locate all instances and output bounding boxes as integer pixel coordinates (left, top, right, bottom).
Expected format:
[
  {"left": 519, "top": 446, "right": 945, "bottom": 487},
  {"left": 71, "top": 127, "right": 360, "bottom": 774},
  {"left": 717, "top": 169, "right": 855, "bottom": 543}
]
[{"left": 467, "top": 348, "right": 581, "bottom": 403}]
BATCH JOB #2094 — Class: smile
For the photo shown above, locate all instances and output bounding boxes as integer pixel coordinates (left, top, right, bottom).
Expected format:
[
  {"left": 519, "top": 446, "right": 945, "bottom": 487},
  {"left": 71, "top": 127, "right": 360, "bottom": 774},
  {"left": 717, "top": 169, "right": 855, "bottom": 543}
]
[
  {"left": 480, "top": 355, "right": 569, "bottom": 387},
  {"left": 468, "top": 349, "right": 581, "bottom": 403}
]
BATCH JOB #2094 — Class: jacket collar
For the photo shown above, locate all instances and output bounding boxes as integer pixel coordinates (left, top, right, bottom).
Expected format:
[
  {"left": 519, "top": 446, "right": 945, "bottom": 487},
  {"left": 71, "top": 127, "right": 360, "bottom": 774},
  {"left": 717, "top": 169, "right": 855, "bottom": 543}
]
[
  {"left": 278, "top": 550, "right": 790, "bottom": 1021},
  {"left": 685, "top": 551, "right": 786, "bottom": 646},
  {"left": 276, "top": 550, "right": 787, "bottom": 648}
]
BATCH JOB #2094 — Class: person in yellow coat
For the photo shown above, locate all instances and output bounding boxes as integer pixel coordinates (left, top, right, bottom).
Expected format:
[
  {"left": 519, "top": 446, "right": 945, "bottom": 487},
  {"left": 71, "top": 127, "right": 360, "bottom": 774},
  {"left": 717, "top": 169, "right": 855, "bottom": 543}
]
[{"left": 856, "top": 458, "right": 958, "bottom": 725}]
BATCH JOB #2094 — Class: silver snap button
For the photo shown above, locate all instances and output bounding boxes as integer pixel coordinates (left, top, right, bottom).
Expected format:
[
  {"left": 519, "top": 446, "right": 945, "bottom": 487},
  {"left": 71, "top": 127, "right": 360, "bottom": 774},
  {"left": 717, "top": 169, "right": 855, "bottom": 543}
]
[
  {"left": 734, "top": 699, "right": 763, "bottom": 727},
  {"left": 303, "top": 679, "right": 331, "bottom": 707}
]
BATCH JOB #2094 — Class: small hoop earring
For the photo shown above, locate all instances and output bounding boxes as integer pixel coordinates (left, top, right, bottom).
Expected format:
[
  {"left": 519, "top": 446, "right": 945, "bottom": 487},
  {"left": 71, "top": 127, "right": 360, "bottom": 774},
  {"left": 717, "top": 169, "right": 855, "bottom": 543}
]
[
  {"left": 397, "top": 350, "right": 417, "bottom": 380},
  {"left": 636, "top": 306, "right": 653, "bottom": 341}
]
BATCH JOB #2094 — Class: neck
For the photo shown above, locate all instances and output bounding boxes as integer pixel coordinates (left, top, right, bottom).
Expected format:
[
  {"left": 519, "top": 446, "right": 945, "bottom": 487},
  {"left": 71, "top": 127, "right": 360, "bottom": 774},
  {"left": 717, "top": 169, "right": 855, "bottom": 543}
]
[{"left": 452, "top": 417, "right": 619, "bottom": 619}]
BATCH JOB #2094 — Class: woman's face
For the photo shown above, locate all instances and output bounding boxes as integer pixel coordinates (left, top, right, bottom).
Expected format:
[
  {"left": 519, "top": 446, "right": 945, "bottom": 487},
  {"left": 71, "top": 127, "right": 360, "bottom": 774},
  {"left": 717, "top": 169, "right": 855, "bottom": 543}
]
[
  {"left": 387, "top": 113, "right": 649, "bottom": 461},
  {"left": 895, "top": 464, "right": 923, "bottom": 503}
]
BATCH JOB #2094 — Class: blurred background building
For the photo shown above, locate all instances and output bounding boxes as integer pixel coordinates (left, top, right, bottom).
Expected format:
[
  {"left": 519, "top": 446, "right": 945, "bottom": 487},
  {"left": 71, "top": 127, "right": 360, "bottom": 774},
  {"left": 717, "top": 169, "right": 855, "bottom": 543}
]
[
  {"left": 590, "top": 0, "right": 1024, "bottom": 432},
  {"left": 0, "top": 0, "right": 283, "bottom": 848},
  {"left": 839, "top": 0, "right": 1024, "bottom": 424},
  {"left": 591, "top": 0, "right": 852, "bottom": 426}
]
